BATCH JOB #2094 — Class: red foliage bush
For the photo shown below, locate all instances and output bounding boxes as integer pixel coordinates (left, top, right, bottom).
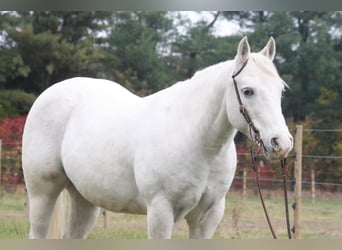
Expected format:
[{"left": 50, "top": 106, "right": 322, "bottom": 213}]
[
  {"left": 0, "top": 115, "right": 27, "bottom": 148},
  {"left": 0, "top": 115, "right": 27, "bottom": 185}
]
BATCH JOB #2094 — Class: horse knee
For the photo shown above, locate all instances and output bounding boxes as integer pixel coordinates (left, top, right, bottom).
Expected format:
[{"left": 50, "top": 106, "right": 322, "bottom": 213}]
[{"left": 187, "top": 198, "right": 226, "bottom": 239}]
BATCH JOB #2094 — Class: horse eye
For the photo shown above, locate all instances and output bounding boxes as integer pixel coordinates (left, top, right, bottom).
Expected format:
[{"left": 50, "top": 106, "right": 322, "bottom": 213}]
[{"left": 242, "top": 87, "right": 254, "bottom": 97}]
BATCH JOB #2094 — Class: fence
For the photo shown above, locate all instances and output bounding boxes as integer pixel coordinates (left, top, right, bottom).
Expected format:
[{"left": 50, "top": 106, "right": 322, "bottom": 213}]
[
  {"left": 1, "top": 125, "right": 342, "bottom": 239},
  {"left": 231, "top": 175, "right": 342, "bottom": 198},
  {"left": 1, "top": 125, "right": 341, "bottom": 192}
]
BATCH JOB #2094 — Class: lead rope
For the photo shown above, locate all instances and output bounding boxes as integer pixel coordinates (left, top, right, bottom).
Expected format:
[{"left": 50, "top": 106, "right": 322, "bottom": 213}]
[
  {"left": 252, "top": 151, "right": 292, "bottom": 239},
  {"left": 251, "top": 148, "right": 277, "bottom": 239}
]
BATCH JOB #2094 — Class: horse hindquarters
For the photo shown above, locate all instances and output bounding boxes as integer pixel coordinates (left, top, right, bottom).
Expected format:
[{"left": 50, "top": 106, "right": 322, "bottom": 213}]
[{"left": 22, "top": 84, "right": 77, "bottom": 238}]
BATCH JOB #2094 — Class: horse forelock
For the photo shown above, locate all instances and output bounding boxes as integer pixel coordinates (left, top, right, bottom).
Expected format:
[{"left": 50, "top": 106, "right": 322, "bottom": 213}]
[
  {"left": 251, "top": 53, "right": 288, "bottom": 89},
  {"left": 251, "top": 53, "right": 279, "bottom": 77}
]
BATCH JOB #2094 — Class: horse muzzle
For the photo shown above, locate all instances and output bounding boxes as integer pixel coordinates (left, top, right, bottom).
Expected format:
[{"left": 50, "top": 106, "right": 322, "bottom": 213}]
[{"left": 263, "top": 134, "right": 293, "bottom": 159}]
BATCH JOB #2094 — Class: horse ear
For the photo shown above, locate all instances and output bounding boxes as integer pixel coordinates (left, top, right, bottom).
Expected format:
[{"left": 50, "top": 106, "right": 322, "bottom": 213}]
[
  {"left": 235, "top": 36, "right": 250, "bottom": 65},
  {"left": 260, "top": 36, "right": 276, "bottom": 61}
]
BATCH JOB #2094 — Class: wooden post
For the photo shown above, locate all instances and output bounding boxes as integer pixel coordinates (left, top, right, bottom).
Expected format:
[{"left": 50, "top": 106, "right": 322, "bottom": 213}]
[
  {"left": 103, "top": 209, "right": 109, "bottom": 228},
  {"left": 24, "top": 188, "right": 30, "bottom": 217},
  {"left": 25, "top": 190, "right": 30, "bottom": 216},
  {"left": 243, "top": 167, "right": 247, "bottom": 200},
  {"left": 311, "top": 167, "right": 316, "bottom": 204},
  {"left": 293, "top": 125, "right": 303, "bottom": 239},
  {"left": 47, "top": 191, "right": 66, "bottom": 239}
]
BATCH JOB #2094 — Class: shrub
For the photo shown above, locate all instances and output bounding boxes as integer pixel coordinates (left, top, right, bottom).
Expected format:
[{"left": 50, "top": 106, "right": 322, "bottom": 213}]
[{"left": 0, "top": 90, "right": 35, "bottom": 121}]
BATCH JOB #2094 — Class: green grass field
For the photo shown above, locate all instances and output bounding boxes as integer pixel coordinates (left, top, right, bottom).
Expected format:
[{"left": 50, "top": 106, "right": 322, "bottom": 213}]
[{"left": 1, "top": 187, "right": 341, "bottom": 239}]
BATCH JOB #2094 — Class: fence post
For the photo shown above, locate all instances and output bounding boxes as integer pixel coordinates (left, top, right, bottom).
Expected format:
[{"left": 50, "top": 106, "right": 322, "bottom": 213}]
[
  {"left": 243, "top": 167, "right": 247, "bottom": 200},
  {"left": 311, "top": 167, "right": 316, "bottom": 204},
  {"left": 293, "top": 124, "right": 303, "bottom": 239},
  {"left": 103, "top": 209, "right": 109, "bottom": 228},
  {"left": 47, "top": 190, "right": 66, "bottom": 239}
]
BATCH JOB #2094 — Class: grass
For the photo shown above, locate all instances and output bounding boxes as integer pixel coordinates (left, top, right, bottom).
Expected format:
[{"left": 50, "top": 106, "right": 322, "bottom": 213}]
[{"left": 1, "top": 187, "right": 342, "bottom": 239}]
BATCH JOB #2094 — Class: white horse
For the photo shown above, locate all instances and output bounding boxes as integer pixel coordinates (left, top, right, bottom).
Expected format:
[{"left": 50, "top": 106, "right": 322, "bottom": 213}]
[{"left": 22, "top": 36, "right": 293, "bottom": 239}]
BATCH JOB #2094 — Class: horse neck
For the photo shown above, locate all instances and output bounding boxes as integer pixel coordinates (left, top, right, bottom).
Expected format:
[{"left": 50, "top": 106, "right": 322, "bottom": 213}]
[
  {"left": 166, "top": 60, "right": 237, "bottom": 151},
  {"left": 199, "top": 63, "right": 237, "bottom": 150}
]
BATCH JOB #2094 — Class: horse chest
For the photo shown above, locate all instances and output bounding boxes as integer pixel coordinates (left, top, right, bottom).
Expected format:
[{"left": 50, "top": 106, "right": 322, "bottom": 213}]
[{"left": 134, "top": 146, "right": 233, "bottom": 217}]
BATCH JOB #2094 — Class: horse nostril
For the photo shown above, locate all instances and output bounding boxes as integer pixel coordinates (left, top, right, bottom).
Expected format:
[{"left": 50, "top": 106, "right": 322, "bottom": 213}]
[{"left": 271, "top": 137, "right": 279, "bottom": 148}]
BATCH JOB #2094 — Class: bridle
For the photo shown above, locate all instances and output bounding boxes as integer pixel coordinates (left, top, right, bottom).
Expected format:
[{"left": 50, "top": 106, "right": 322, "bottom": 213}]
[
  {"left": 232, "top": 59, "right": 292, "bottom": 239},
  {"left": 232, "top": 60, "right": 263, "bottom": 148}
]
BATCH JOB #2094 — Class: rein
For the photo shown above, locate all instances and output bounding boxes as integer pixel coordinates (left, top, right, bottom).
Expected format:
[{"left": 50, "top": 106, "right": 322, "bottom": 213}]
[{"left": 232, "top": 60, "right": 292, "bottom": 239}]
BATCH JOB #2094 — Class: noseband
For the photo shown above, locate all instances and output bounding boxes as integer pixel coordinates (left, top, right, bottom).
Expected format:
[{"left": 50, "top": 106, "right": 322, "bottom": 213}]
[{"left": 232, "top": 60, "right": 292, "bottom": 239}]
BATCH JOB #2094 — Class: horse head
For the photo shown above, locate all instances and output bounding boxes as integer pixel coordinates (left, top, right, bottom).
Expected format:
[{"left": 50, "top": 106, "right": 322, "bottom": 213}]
[{"left": 227, "top": 36, "right": 293, "bottom": 159}]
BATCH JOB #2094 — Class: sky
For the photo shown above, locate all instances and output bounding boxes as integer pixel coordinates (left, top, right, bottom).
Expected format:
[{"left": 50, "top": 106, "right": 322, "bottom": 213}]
[{"left": 180, "top": 11, "right": 240, "bottom": 37}]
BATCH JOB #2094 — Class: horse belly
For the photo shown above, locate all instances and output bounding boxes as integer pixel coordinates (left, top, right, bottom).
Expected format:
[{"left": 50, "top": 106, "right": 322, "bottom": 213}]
[
  {"left": 61, "top": 120, "right": 147, "bottom": 214},
  {"left": 81, "top": 170, "right": 147, "bottom": 214},
  {"left": 63, "top": 148, "right": 146, "bottom": 214}
]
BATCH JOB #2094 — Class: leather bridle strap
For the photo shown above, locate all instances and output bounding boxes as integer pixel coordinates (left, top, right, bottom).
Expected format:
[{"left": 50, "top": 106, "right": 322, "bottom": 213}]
[{"left": 232, "top": 60, "right": 263, "bottom": 148}]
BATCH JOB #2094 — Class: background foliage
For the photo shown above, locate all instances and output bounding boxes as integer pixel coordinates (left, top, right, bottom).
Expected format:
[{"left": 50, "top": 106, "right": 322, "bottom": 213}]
[{"left": 0, "top": 11, "right": 341, "bottom": 184}]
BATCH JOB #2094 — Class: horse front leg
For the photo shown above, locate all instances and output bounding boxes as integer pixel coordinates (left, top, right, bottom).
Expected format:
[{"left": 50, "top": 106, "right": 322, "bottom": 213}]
[
  {"left": 186, "top": 197, "right": 226, "bottom": 239},
  {"left": 146, "top": 196, "right": 175, "bottom": 239}
]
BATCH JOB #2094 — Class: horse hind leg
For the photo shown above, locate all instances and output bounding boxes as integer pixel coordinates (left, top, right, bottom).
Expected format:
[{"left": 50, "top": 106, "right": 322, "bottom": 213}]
[
  {"left": 64, "top": 184, "right": 101, "bottom": 239},
  {"left": 25, "top": 168, "right": 68, "bottom": 239}
]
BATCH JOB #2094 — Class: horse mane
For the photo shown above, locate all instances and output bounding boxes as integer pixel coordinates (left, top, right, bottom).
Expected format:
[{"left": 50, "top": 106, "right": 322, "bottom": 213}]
[{"left": 191, "top": 61, "right": 232, "bottom": 82}]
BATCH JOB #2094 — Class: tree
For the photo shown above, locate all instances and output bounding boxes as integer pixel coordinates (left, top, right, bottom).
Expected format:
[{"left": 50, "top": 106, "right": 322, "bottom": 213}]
[
  {"left": 170, "top": 12, "right": 241, "bottom": 81},
  {"left": 0, "top": 11, "right": 112, "bottom": 94},
  {"left": 105, "top": 11, "right": 173, "bottom": 95},
  {"left": 0, "top": 90, "right": 35, "bottom": 121}
]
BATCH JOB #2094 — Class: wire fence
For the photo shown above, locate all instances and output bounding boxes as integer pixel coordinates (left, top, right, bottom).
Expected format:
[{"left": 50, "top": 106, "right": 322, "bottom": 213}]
[
  {"left": 232, "top": 175, "right": 342, "bottom": 192},
  {"left": 1, "top": 127, "right": 342, "bottom": 196}
]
